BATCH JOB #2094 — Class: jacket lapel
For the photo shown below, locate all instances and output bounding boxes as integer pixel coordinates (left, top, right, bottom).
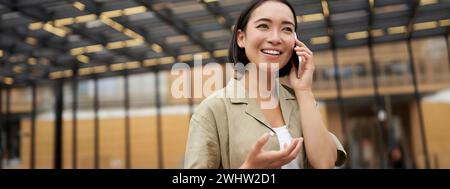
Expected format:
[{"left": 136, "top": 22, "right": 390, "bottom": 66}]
[
  {"left": 245, "top": 98, "right": 271, "bottom": 128},
  {"left": 228, "top": 78, "right": 297, "bottom": 131},
  {"left": 279, "top": 83, "right": 297, "bottom": 129}
]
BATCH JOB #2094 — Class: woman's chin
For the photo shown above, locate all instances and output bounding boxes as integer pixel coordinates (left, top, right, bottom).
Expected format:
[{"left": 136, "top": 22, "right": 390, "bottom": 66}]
[{"left": 256, "top": 66, "right": 281, "bottom": 76}]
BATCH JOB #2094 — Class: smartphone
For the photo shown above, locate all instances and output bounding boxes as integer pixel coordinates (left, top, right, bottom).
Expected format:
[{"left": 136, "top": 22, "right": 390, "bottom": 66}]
[{"left": 294, "top": 32, "right": 302, "bottom": 79}]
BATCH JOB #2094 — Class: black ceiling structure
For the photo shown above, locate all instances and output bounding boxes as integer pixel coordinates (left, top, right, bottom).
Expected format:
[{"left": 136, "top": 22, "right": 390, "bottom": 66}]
[{"left": 0, "top": 0, "right": 449, "bottom": 87}]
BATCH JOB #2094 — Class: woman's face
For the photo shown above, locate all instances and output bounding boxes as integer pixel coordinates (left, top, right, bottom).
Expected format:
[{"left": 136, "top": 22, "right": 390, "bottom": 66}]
[{"left": 237, "top": 1, "right": 296, "bottom": 72}]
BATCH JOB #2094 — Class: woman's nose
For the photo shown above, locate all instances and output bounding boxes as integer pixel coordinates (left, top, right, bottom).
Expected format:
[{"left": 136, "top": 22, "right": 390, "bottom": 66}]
[{"left": 266, "top": 30, "right": 282, "bottom": 45}]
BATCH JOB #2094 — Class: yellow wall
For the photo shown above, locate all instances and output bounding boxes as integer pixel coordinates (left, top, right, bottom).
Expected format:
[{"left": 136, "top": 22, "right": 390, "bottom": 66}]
[
  {"left": 162, "top": 115, "right": 190, "bottom": 168},
  {"left": 422, "top": 102, "right": 450, "bottom": 168},
  {"left": 20, "top": 115, "right": 188, "bottom": 169},
  {"left": 20, "top": 119, "right": 54, "bottom": 169},
  {"left": 20, "top": 119, "right": 31, "bottom": 169},
  {"left": 410, "top": 101, "right": 450, "bottom": 168}
]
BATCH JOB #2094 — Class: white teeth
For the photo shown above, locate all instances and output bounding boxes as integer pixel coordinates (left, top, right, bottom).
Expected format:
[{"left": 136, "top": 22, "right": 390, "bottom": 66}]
[{"left": 262, "top": 50, "right": 281, "bottom": 55}]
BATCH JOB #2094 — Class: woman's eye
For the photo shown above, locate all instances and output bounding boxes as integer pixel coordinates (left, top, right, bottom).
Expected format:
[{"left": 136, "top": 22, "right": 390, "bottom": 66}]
[
  {"left": 283, "top": 27, "right": 294, "bottom": 32},
  {"left": 257, "top": 24, "right": 269, "bottom": 29}
]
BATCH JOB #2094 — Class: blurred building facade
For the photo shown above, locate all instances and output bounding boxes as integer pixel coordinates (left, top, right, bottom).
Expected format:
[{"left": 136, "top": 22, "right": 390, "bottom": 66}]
[{"left": 1, "top": 0, "right": 450, "bottom": 169}]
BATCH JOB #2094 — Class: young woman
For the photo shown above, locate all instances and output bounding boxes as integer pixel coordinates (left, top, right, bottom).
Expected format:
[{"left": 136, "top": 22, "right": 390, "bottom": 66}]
[{"left": 184, "top": 0, "right": 346, "bottom": 169}]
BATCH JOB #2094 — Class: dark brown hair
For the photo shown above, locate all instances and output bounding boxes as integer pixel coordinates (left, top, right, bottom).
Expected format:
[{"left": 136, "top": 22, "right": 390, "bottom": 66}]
[{"left": 228, "top": 0, "right": 299, "bottom": 76}]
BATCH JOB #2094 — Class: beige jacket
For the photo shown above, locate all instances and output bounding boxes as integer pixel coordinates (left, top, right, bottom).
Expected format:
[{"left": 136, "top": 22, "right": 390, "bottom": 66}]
[{"left": 184, "top": 78, "right": 347, "bottom": 169}]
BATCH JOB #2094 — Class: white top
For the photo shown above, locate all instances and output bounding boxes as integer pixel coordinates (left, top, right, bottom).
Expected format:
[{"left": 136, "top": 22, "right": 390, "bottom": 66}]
[{"left": 272, "top": 126, "right": 300, "bottom": 169}]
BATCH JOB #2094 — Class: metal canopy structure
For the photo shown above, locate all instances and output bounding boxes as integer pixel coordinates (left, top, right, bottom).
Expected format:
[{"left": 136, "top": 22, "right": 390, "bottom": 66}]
[{"left": 0, "top": 0, "right": 449, "bottom": 87}]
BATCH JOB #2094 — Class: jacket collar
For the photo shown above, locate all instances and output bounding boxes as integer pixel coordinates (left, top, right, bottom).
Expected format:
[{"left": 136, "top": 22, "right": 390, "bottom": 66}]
[{"left": 226, "top": 78, "right": 297, "bottom": 128}]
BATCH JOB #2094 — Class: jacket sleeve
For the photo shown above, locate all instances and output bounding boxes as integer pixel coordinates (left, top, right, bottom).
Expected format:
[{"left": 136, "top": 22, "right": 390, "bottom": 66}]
[
  {"left": 184, "top": 109, "right": 221, "bottom": 169},
  {"left": 330, "top": 132, "right": 347, "bottom": 167}
]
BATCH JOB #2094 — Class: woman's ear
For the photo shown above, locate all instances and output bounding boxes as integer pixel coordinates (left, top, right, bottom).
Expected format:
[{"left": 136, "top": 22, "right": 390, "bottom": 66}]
[{"left": 237, "top": 29, "right": 246, "bottom": 48}]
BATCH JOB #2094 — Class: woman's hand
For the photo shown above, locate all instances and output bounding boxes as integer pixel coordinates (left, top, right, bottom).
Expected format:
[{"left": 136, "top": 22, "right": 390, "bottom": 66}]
[
  {"left": 289, "top": 39, "right": 315, "bottom": 92},
  {"left": 240, "top": 132, "right": 303, "bottom": 169}
]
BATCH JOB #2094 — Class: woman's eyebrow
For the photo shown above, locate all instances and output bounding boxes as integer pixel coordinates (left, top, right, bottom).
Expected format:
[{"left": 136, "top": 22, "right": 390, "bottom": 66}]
[
  {"left": 254, "top": 18, "right": 272, "bottom": 23},
  {"left": 254, "top": 18, "right": 295, "bottom": 27},
  {"left": 282, "top": 21, "right": 295, "bottom": 27}
]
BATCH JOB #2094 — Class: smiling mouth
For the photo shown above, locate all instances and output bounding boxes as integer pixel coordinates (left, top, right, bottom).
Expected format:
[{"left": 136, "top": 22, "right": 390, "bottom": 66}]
[{"left": 261, "top": 49, "right": 282, "bottom": 56}]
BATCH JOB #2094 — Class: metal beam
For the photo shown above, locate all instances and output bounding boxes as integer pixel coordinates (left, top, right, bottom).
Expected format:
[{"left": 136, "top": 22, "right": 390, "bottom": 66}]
[
  {"left": 137, "top": 0, "right": 219, "bottom": 62},
  {"left": 30, "top": 82, "right": 37, "bottom": 169},
  {"left": 93, "top": 76, "right": 100, "bottom": 169},
  {"left": 124, "top": 72, "right": 131, "bottom": 169},
  {"left": 5, "top": 87, "right": 11, "bottom": 167},
  {"left": 71, "top": 63, "right": 79, "bottom": 169},
  {"left": 67, "top": 24, "right": 141, "bottom": 60},
  {"left": 0, "top": 86, "right": 3, "bottom": 169},
  {"left": 405, "top": 0, "right": 431, "bottom": 169},
  {"left": 0, "top": 2, "right": 82, "bottom": 84},
  {"left": 0, "top": 32, "right": 66, "bottom": 83},
  {"left": 367, "top": 0, "right": 387, "bottom": 169},
  {"left": 201, "top": 1, "right": 234, "bottom": 32},
  {"left": 154, "top": 66, "right": 163, "bottom": 169},
  {"left": 446, "top": 31, "right": 450, "bottom": 74},
  {"left": 1, "top": 0, "right": 141, "bottom": 78},
  {"left": 53, "top": 80, "right": 64, "bottom": 169},
  {"left": 59, "top": 0, "right": 143, "bottom": 62},
  {"left": 64, "top": 0, "right": 172, "bottom": 63},
  {"left": 0, "top": 3, "right": 71, "bottom": 58},
  {"left": 119, "top": 20, "right": 180, "bottom": 57}
]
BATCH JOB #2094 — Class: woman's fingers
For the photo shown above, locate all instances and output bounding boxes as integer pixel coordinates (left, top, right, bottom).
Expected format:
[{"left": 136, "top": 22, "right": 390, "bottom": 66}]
[
  {"left": 289, "top": 138, "right": 299, "bottom": 152},
  {"left": 261, "top": 142, "right": 295, "bottom": 163},
  {"left": 248, "top": 136, "right": 304, "bottom": 168},
  {"left": 250, "top": 132, "right": 270, "bottom": 156},
  {"left": 296, "top": 53, "right": 312, "bottom": 69},
  {"left": 294, "top": 46, "right": 313, "bottom": 55},
  {"left": 269, "top": 139, "right": 299, "bottom": 163},
  {"left": 280, "top": 138, "right": 301, "bottom": 160},
  {"left": 268, "top": 138, "right": 304, "bottom": 168},
  {"left": 295, "top": 39, "right": 312, "bottom": 52},
  {"left": 270, "top": 138, "right": 297, "bottom": 156},
  {"left": 295, "top": 38, "right": 306, "bottom": 47},
  {"left": 288, "top": 138, "right": 303, "bottom": 160},
  {"left": 295, "top": 52, "right": 312, "bottom": 60},
  {"left": 294, "top": 40, "right": 313, "bottom": 69}
]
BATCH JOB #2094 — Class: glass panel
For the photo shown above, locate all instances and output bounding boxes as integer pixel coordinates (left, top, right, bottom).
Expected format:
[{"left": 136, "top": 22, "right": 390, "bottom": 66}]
[
  {"left": 35, "top": 85, "right": 55, "bottom": 169},
  {"left": 76, "top": 80, "right": 95, "bottom": 169},
  {"left": 314, "top": 50, "right": 338, "bottom": 99},
  {"left": 337, "top": 46, "right": 375, "bottom": 97},
  {"left": 159, "top": 70, "right": 190, "bottom": 168},
  {"left": 129, "top": 73, "right": 158, "bottom": 168},
  {"left": 98, "top": 76, "right": 125, "bottom": 169}
]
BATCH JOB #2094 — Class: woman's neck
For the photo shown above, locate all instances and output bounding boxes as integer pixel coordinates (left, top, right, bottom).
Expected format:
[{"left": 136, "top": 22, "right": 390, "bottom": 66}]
[{"left": 243, "top": 69, "right": 279, "bottom": 101}]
